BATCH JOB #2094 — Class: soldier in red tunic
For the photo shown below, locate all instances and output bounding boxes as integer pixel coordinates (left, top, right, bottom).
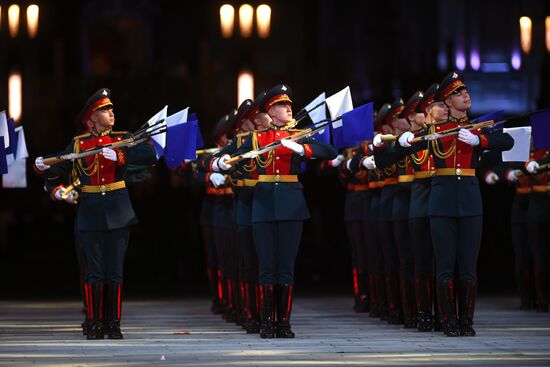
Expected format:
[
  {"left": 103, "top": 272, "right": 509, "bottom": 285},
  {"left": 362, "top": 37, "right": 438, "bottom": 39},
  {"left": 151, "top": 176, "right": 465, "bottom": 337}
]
[{"left": 34, "top": 88, "right": 157, "bottom": 339}]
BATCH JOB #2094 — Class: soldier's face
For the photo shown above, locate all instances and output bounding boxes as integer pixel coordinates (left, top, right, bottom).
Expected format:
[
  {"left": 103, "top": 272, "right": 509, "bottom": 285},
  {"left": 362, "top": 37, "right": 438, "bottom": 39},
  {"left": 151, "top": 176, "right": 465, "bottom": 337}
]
[
  {"left": 268, "top": 102, "right": 293, "bottom": 126},
  {"left": 408, "top": 112, "right": 425, "bottom": 128},
  {"left": 391, "top": 117, "right": 410, "bottom": 133},
  {"left": 252, "top": 112, "right": 271, "bottom": 130},
  {"left": 240, "top": 118, "right": 255, "bottom": 132},
  {"left": 446, "top": 88, "right": 471, "bottom": 112},
  {"left": 91, "top": 107, "right": 115, "bottom": 131},
  {"left": 428, "top": 102, "right": 449, "bottom": 122}
]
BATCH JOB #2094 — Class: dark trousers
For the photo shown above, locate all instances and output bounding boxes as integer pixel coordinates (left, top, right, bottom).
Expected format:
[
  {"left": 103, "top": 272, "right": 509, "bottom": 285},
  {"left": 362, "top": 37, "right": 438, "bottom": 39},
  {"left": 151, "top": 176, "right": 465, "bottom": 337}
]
[
  {"left": 214, "top": 226, "right": 238, "bottom": 281},
  {"left": 430, "top": 216, "right": 482, "bottom": 281},
  {"left": 512, "top": 222, "right": 533, "bottom": 273},
  {"left": 529, "top": 221, "right": 550, "bottom": 273},
  {"left": 253, "top": 221, "right": 303, "bottom": 285},
  {"left": 238, "top": 224, "right": 259, "bottom": 283},
  {"left": 394, "top": 219, "right": 414, "bottom": 279},
  {"left": 202, "top": 225, "right": 218, "bottom": 270},
  {"left": 366, "top": 219, "right": 384, "bottom": 275},
  {"left": 409, "top": 217, "right": 434, "bottom": 277},
  {"left": 80, "top": 228, "right": 129, "bottom": 284},
  {"left": 379, "top": 220, "right": 399, "bottom": 277},
  {"left": 346, "top": 220, "right": 368, "bottom": 273}
]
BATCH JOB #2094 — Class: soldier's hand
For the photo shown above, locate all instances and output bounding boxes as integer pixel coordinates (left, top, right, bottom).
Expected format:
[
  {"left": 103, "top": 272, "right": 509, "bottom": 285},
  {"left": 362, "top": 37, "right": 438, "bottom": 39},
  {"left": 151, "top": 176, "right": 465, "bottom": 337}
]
[
  {"left": 398, "top": 131, "right": 414, "bottom": 148},
  {"left": 526, "top": 161, "right": 539, "bottom": 174},
  {"left": 53, "top": 186, "right": 66, "bottom": 201},
  {"left": 280, "top": 139, "right": 305, "bottom": 155},
  {"left": 65, "top": 191, "right": 78, "bottom": 205},
  {"left": 330, "top": 155, "right": 345, "bottom": 167},
  {"left": 101, "top": 147, "right": 117, "bottom": 161},
  {"left": 213, "top": 154, "right": 232, "bottom": 171},
  {"left": 362, "top": 155, "right": 376, "bottom": 170},
  {"left": 209, "top": 172, "right": 226, "bottom": 188},
  {"left": 372, "top": 134, "right": 384, "bottom": 148},
  {"left": 458, "top": 129, "right": 480, "bottom": 146},
  {"left": 506, "top": 169, "right": 520, "bottom": 182},
  {"left": 484, "top": 171, "right": 499, "bottom": 185},
  {"left": 35, "top": 156, "right": 50, "bottom": 171}
]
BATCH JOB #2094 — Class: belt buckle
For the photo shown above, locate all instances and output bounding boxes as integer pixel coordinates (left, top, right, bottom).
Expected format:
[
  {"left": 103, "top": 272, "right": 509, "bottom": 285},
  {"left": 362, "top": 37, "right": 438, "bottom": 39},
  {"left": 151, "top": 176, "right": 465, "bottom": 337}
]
[
  {"left": 275, "top": 174, "right": 281, "bottom": 182},
  {"left": 100, "top": 184, "right": 107, "bottom": 195},
  {"left": 455, "top": 168, "right": 462, "bottom": 176},
  {"left": 430, "top": 170, "right": 435, "bottom": 177}
]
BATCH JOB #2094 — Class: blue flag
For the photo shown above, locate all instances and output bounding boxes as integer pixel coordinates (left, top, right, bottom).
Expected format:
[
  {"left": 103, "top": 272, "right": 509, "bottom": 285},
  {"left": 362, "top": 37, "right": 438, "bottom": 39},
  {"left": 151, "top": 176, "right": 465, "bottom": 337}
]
[
  {"left": 187, "top": 112, "right": 204, "bottom": 149},
  {"left": 332, "top": 102, "right": 374, "bottom": 149},
  {"left": 471, "top": 110, "right": 505, "bottom": 123},
  {"left": 165, "top": 120, "right": 199, "bottom": 169},
  {"left": 0, "top": 137, "right": 7, "bottom": 174},
  {"left": 531, "top": 110, "right": 550, "bottom": 149}
]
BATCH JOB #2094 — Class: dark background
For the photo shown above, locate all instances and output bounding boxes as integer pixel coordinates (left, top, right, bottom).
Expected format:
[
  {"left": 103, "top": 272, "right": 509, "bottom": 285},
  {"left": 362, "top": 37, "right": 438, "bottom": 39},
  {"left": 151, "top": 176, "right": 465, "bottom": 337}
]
[{"left": 1, "top": 0, "right": 549, "bottom": 299}]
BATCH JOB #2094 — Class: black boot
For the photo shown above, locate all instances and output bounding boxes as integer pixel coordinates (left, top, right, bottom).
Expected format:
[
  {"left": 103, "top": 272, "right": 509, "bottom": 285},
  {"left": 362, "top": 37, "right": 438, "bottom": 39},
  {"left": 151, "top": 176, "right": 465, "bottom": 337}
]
[
  {"left": 375, "top": 275, "right": 388, "bottom": 320},
  {"left": 245, "top": 283, "right": 260, "bottom": 333},
  {"left": 415, "top": 276, "right": 434, "bottom": 332},
  {"left": 207, "top": 269, "right": 224, "bottom": 314},
  {"left": 105, "top": 283, "right": 124, "bottom": 339},
  {"left": 276, "top": 284, "right": 295, "bottom": 338},
  {"left": 385, "top": 276, "right": 403, "bottom": 325},
  {"left": 516, "top": 270, "right": 534, "bottom": 310},
  {"left": 234, "top": 279, "right": 243, "bottom": 326},
  {"left": 400, "top": 278, "right": 417, "bottom": 328},
  {"left": 352, "top": 269, "right": 369, "bottom": 312},
  {"left": 535, "top": 272, "right": 549, "bottom": 313},
  {"left": 82, "top": 283, "right": 92, "bottom": 336},
  {"left": 458, "top": 280, "right": 476, "bottom": 336},
  {"left": 87, "top": 283, "right": 105, "bottom": 340},
  {"left": 368, "top": 274, "right": 380, "bottom": 317},
  {"left": 225, "top": 278, "right": 237, "bottom": 322},
  {"left": 436, "top": 280, "right": 459, "bottom": 337},
  {"left": 259, "top": 284, "right": 275, "bottom": 338}
]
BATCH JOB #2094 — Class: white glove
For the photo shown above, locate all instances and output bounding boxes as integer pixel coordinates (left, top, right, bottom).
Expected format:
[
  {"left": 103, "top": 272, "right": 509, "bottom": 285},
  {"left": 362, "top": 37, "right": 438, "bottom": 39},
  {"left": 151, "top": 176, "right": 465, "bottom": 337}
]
[
  {"left": 280, "top": 138, "right": 305, "bottom": 155},
  {"left": 101, "top": 147, "right": 117, "bottom": 161},
  {"left": 484, "top": 172, "right": 499, "bottom": 185},
  {"left": 64, "top": 191, "right": 78, "bottom": 205},
  {"left": 506, "top": 169, "right": 520, "bottom": 182},
  {"left": 330, "top": 155, "right": 345, "bottom": 167},
  {"left": 398, "top": 131, "right": 414, "bottom": 148},
  {"left": 373, "top": 134, "right": 384, "bottom": 148},
  {"left": 526, "top": 161, "right": 539, "bottom": 174},
  {"left": 458, "top": 128, "right": 480, "bottom": 146},
  {"left": 362, "top": 155, "right": 376, "bottom": 170},
  {"left": 54, "top": 186, "right": 65, "bottom": 201},
  {"left": 213, "top": 154, "right": 232, "bottom": 172},
  {"left": 35, "top": 156, "right": 50, "bottom": 171},
  {"left": 209, "top": 172, "right": 226, "bottom": 187}
]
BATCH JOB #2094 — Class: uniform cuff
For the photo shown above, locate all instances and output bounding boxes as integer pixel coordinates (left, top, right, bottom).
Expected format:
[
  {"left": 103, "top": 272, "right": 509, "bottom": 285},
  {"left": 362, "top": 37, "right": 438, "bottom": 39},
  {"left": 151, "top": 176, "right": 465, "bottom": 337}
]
[{"left": 303, "top": 144, "right": 313, "bottom": 159}]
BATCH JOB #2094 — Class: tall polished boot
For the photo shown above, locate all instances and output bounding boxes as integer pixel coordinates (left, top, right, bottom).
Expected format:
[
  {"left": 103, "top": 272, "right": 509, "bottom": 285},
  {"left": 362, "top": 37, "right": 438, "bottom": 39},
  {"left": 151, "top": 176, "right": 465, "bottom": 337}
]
[
  {"left": 82, "top": 283, "right": 91, "bottom": 336},
  {"left": 87, "top": 283, "right": 105, "bottom": 340},
  {"left": 105, "top": 283, "right": 124, "bottom": 339},
  {"left": 276, "top": 284, "right": 295, "bottom": 338},
  {"left": 245, "top": 283, "right": 260, "bottom": 333},
  {"left": 415, "top": 276, "right": 434, "bottom": 332},
  {"left": 516, "top": 270, "right": 534, "bottom": 310},
  {"left": 259, "top": 284, "right": 275, "bottom": 338},
  {"left": 207, "top": 268, "right": 223, "bottom": 314},
  {"left": 375, "top": 275, "right": 388, "bottom": 320},
  {"left": 385, "top": 276, "right": 403, "bottom": 325},
  {"left": 534, "top": 272, "right": 549, "bottom": 312},
  {"left": 458, "top": 279, "right": 477, "bottom": 336},
  {"left": 225, "top": 278, "right": 237, "bottom": 322},
  {"left": 400, "top": 278, "right": 417, "bottom": 328},
  {"left": 436, "top": 280, "right": 459, "bottom": 337},
  {"left": 368, "top": 274, "right": 380, "bottom": 317}
]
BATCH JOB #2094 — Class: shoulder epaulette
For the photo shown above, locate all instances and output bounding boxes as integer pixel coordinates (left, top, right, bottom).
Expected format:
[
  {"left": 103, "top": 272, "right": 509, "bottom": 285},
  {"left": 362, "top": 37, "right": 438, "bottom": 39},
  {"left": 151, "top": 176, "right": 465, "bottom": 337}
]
[
  {"left": 237, "top": 132, "right": 251, "bottom": 137},
  {"left": 111, "top": 131, "right": 128, "bottom": 135},
  {"left": 74, "top": 132, "right": 91, "bottom": 139}
]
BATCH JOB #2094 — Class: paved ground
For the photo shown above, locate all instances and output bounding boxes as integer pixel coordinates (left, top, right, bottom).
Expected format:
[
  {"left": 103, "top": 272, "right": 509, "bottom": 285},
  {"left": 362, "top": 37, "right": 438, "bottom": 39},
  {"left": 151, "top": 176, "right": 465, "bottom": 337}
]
[{"left": 1, "top": 296, "right": 550, "bottom": 366}]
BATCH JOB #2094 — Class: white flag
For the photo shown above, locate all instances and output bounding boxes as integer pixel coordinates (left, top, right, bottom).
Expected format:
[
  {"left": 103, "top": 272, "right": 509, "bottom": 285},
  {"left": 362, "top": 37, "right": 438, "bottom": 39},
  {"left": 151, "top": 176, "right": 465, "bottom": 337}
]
[
  {"left": 2, "top": 126, "right": 28, "bottom": 188},
  {"left": 166, "top": 107, "right": 189, "bottom": 128},
  {"left": 147, "top": 105, "right": 168, "bottom": 154},
  {"left": 0, "top": 111, "right": 9, "bottom": 150},
  {"left": 325, "top": 86, "right": 353, "bottom": 128},
  {"left": 305, "top": 93, "right": 326, "bottom": 126},
  {"left": 502, "top": 126, "right": 531, "bottom": 162}
]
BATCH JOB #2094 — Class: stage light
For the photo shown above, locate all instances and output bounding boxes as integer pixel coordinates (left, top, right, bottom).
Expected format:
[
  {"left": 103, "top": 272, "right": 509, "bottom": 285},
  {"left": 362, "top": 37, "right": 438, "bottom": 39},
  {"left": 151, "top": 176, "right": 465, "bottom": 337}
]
[
  {"left": 8, "top": 4, "right": 20, "bottom": 38},
  {"left": 256, "top": 5, "right": 271, "bottom": 38},
  {"left": 238, "top": 71, "right": 254, "bottom": 105},
  {"left": 220, "top": 4, "right": 235, "bottom": 38},
  {"left": 546, "top": 16, "right": 550, "bottom": 53},
  {"left": 511, "top": 50, "right": 521, "bottom": 70},
  {"left": 455, "top": 51, "right": 466, "bottom": 71},
  {"left": 27, "top": 5, "right": 39, "bottom": 39},
  {"left": 520, "top": 16, "right": 532, "bottom": 54},
  {"left": 470, "top": 50, "right": 480, "bottom": 71},
  {"left": 9, "top": 71, "right": 22, "bottom": 122},
  {"left": 239, "top": 4, "right": 254, "bottom": 38}
]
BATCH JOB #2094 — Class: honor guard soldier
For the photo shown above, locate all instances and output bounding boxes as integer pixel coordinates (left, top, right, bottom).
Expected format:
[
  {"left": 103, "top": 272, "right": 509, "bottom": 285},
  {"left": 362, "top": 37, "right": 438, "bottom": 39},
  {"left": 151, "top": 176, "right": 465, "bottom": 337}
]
[
  {"left": 525, "top": 148, "right": 550, "bottom": 312},
  {"left": 214, "top": 84, "right": 337, "bottom": 338},
  {"left": 34, "top": 88, "right": 157, "bottom": 340},
  {"left": 410, "top": 72, "right": 514, "bottom": 336}
]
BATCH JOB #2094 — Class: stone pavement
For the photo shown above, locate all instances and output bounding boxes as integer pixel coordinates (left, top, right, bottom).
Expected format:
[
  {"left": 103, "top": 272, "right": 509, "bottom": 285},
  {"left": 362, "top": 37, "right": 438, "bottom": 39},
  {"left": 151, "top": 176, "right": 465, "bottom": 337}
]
[{"left": 1, "top": 296, "right": 550, "bottom": 366}]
